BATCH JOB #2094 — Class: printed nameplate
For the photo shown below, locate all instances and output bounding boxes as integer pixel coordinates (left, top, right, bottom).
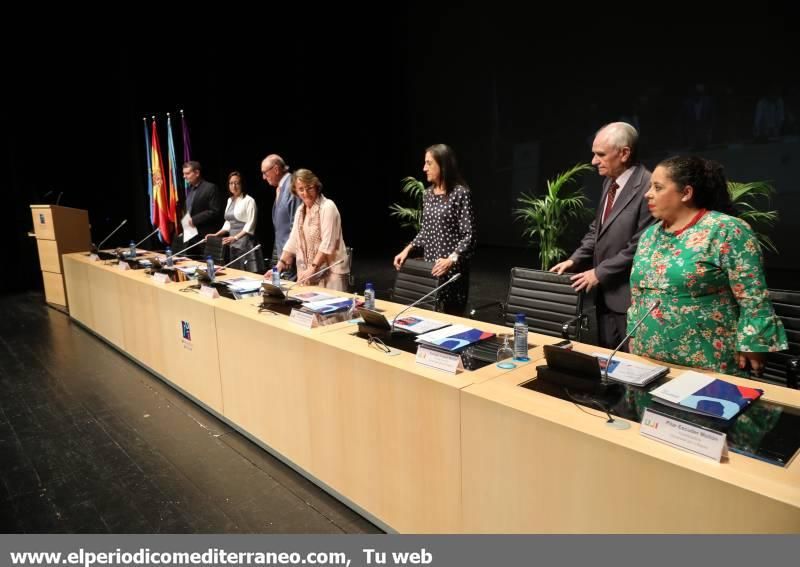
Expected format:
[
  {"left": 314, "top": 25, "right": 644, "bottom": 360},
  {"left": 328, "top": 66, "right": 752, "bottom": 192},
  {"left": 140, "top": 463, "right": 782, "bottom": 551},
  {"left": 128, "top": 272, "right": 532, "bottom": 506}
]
[
  {"left": 416, "top": 345, "right": 463, "bottom": 373},
  {"left": 640, "top": 408, "right": 727, "bottom": 462},
  {"left": 289, "top": 308, "right": 315, "bottom": 329},
  {"left": 89, "top": 254, "right": 100, "bottom": 262},
  {"left": 200, "top": 285, "right": 220, "bottom": 299},
  {"left": 152, "top": 272, "right": 171, "bottom": 284},
  {"left": 117, "top": 261, "right": 130, "bottom": 271}
]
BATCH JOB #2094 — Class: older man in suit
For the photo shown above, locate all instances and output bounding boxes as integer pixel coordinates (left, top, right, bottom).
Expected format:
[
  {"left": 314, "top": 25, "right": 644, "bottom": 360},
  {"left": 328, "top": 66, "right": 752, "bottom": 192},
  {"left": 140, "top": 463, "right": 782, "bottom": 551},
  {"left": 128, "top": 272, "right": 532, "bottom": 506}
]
[
  {"left": 181, "top": 160, "right": 224, "bottom": 247},
  {"left": 551, "top": 122, "right": 654, "bottom": 350},
  {"left": 261, "top": 154, "right": 301, "bottom": 279}
]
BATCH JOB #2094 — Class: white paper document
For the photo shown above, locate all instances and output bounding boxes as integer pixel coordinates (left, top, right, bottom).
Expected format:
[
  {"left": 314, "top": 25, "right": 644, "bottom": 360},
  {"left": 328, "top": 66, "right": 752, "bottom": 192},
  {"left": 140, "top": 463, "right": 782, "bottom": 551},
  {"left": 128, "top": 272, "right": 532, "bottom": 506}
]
[
  {"left": 181, "top": 213, "right": 198, "bottom": 241},
  {"left": 293, "top": 291, "right": 337, "bottom": 303},
  {"left": 391, "top": 314, "right": 450, "bottom": 335},
  {"left": 592, "top": 353, "right": 669, "bottom": 386},
  {"left": 224, "top": 277, "right": 264, "bottom": 293}
]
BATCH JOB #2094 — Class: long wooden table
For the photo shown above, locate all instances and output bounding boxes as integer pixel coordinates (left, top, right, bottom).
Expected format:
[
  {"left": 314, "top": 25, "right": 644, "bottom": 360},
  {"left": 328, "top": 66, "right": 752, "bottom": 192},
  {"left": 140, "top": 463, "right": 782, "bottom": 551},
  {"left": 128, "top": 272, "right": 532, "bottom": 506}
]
[{"left": 62, "top": 252, "right": 800, "bottom": 533}]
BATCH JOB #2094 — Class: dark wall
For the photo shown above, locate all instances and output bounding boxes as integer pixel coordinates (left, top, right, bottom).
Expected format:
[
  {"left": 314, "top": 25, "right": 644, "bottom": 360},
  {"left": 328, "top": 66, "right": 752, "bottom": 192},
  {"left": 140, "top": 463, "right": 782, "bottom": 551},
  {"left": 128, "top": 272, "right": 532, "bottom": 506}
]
[{"left": 5, "top": 5, "right": 798, "bottom": 295}]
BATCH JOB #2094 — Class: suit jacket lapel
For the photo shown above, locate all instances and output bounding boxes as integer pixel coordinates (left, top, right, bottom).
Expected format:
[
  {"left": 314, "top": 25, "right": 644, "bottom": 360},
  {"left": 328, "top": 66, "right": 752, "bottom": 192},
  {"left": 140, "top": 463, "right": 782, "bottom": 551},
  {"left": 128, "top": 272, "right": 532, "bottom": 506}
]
[{"left": 598, "top": 165, "right": 644, "bottom": 238}]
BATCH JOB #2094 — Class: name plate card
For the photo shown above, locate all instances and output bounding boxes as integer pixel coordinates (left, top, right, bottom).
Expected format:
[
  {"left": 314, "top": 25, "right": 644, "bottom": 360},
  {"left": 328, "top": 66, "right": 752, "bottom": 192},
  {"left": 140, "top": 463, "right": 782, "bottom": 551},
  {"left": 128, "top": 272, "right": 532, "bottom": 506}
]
[
  {"left": 640, "top": 408, "right": 727, "bottom": 462},
  {"left": 152, "top": 272, "right": 171, "bottom": 284},
  {"left": 117, "top": 261, "right": 130, "bottom": 271},
  {"left": 89, "top": 254, "right": 100, "bottom": 262},
  {"left": 416, "top": 345, "right": 463, "bottom": 374},
  {"left": 200, "top": 285, "right": 220, "bottom": 299},
  {"left": 289, "top": 308, "right": 316, "bottom": 329}
]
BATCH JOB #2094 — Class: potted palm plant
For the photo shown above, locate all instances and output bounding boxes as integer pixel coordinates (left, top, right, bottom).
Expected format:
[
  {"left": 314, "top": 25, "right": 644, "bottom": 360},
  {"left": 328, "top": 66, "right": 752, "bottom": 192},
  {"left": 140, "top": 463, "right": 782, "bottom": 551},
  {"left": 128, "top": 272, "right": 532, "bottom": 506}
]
[
  {"left": 389, "top": 176, "right": 425, "bottom": 232},
  {"left": 728, "top": 180, "right": 779, "bottom": 253},
  {"left": 514, "top": 163, "right": 594, "bottom": 270}
]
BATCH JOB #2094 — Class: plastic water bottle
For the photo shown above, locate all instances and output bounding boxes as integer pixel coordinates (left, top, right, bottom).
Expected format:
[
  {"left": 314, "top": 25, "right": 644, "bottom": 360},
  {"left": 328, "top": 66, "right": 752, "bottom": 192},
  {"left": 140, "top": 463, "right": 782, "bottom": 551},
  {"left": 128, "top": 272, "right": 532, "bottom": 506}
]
[
  {"left": 128, "top": 240, "right": 136, "bottom": 258},
  {"left": 206, "top": 255, "right": 215, "bottom": 281},
  {"left": 165, "top": 247, "right": 174, "bottom": 268},
  {"left": 272, "top": 266, "right": 280, "bottom": 287},
  {"left": 364, "top": 282, "right": 375, "bottom": 310},
  {"left": 513, "top": 313, "right": 529, "bottom": 361}
]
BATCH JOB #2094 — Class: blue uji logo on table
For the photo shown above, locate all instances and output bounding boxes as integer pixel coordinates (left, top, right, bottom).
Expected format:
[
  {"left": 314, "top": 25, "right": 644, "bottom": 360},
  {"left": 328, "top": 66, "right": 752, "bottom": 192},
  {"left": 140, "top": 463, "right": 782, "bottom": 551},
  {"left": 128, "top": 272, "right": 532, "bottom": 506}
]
[{"left": 181, "top": 320, "right": 191, "bottom": 341}]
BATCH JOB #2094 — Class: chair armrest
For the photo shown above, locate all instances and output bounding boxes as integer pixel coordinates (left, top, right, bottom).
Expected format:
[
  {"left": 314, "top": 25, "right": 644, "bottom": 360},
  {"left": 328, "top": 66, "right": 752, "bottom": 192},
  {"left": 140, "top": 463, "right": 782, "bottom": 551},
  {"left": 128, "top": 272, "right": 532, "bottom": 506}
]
[{"left": 560, "top": 314, "right": 585, "bottom": 340}]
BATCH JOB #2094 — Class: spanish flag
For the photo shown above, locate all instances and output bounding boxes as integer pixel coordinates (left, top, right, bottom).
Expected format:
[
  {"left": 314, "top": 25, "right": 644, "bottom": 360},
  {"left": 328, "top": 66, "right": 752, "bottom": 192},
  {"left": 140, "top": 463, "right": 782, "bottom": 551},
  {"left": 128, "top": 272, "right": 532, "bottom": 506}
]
[{"left": 151, "top": 118, "right": 171, "bottom": 243}]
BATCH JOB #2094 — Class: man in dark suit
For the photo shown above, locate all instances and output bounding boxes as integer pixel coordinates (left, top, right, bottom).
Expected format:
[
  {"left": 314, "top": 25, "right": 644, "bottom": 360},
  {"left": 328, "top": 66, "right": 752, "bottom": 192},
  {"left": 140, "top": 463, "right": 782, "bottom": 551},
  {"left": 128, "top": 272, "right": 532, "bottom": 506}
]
[
  {"left": 181, "top": 160, "right": 224, "bottom": 248},
  {"left": 551, "top": 122, "right": 655, "bottom": 349}
]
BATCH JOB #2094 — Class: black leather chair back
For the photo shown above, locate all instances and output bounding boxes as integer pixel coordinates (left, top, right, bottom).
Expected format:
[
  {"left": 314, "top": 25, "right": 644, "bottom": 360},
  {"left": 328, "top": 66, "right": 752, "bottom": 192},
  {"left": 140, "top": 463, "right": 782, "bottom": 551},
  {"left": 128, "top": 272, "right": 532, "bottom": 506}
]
[
  {"left": 763, "top": 288, "right": 800, "bottom": 389},
  {"left": 392, "top": 259, "right": 440, "bottom": 311},
  {"left": 503, "top": 267, "right": 597, "bottom": 343}
]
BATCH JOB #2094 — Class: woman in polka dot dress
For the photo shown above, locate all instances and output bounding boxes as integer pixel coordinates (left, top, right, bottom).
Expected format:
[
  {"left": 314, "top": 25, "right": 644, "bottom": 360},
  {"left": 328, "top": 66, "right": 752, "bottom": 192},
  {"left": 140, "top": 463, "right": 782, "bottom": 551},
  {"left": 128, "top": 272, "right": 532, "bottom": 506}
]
[{"left": 393, "top": 144, "right": 477, "bottom": 314}]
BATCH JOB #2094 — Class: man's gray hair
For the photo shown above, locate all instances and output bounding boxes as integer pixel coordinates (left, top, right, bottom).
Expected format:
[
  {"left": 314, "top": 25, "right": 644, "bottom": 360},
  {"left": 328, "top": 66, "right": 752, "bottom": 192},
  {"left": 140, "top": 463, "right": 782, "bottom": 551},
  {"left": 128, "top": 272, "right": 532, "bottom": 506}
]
[{"left": 597, "top": 122, "right": 639, "bottom": 160}]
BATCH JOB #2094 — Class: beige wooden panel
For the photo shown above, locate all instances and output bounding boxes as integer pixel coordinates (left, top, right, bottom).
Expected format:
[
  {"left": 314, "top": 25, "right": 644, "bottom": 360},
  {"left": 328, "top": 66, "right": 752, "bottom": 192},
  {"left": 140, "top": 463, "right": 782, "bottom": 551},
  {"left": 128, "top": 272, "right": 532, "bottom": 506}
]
[
  {"left": 461, "top": 354, "right": 800, "bottom": 533},
  {"left": 36, "top": 239, "right": 61, "bottom": 274},
  {"left": 31, "top": 206, "right": 55, "bottom": 240},
  {"left": 49, "top": 206, "right": 91, "bottom": 254},
  {"left": 118, "top": 271, "right": 167, "bottom": 377},
  {"left": 215, "top": 306, "right": 315, "bottom": 469},
  {"left": 86, "top": 264, "right": 126, "bottom": 348},
  {"left": 156, "top": 285, "right": 224, "bottom": 413},
  {"left": 42, "top": 271, "right": 66, "bottom": 307},
  {"left": 62, "top": 254, "right": 93, "bottom": 327}
]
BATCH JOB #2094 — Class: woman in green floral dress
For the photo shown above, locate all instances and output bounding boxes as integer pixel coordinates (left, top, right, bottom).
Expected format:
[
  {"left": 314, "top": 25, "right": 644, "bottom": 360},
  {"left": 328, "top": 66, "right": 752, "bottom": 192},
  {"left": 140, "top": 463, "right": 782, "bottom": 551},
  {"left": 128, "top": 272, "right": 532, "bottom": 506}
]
[{"left": 628, "top": 156, "right": 787, "bottom": 377}]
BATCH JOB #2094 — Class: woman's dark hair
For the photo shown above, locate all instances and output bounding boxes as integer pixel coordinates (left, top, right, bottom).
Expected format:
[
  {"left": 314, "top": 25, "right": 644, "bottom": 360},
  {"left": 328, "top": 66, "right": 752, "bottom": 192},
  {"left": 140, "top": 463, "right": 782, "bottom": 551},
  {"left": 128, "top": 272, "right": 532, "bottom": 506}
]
[
  {"left": 227, "top": 170, "right": 247, "bottom": 196},
  {"left": 426, "top": 143, "right": 466, "bottom": 194},
  {"left": 657, "top": 156, "right": 734, "bottom": 214}
]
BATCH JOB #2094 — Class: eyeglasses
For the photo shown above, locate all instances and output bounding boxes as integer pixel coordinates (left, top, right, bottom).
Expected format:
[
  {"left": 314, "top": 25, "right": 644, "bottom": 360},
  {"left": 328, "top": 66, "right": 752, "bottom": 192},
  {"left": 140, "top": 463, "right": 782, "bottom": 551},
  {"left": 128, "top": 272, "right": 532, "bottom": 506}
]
[
  {"left": 295, "top": 184, "right": 317, "bottom": 194},
  {"left": 367, "top": 335, "right": 390, "bottom": 354},
  {"left": 261, "top": 164, "right": 278, "bottom": 175}
]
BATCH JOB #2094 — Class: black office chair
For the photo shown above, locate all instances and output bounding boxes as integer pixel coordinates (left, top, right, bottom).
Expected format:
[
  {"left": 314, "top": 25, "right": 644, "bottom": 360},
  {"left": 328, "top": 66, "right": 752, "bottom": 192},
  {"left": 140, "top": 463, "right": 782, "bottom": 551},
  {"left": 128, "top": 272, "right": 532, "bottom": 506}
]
[
  {"left": 762, "top": 288, "right": 800, "bottom": 389},
  {"left": 203, "top": 236, "right": 228, "bottom": 265},
  {"left": 472, "top": 267, "right": 597, "bottom": 343},
  {"left": 391, "top": 258, "right": 441, "bottom": 311}
]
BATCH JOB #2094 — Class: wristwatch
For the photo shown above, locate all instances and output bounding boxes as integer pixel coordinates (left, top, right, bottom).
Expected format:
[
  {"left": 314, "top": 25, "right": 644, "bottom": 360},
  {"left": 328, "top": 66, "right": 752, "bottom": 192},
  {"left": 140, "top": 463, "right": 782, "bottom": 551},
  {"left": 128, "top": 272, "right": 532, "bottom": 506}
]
[{"left": 448, "top": 252, "right": 459, "bottom": 263}]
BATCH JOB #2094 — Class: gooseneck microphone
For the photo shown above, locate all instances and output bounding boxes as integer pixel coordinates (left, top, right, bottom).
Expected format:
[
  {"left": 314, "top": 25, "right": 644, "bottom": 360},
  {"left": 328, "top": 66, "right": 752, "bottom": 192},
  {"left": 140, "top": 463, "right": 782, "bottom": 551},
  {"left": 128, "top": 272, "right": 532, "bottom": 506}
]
[
  {"left": 603, "top": 299, "right": 661, "bottom": 385},
  {"left": 222, "top": 244, "right": 262, "bottom": 270},
  {"left": 285, "top": 259, "right": 346, "bottom": 297},
  {"left": 93, "top": 219, "right": 128, "bottom": 251},
  {"left": 173, "top": 238, "right": 206, "bottom": 257},
  {"left": 389, "top": 273, "right": 462, "bottom": 334},
  {"left": 133, "top": 227, "right": 161, "bottom": 250}
]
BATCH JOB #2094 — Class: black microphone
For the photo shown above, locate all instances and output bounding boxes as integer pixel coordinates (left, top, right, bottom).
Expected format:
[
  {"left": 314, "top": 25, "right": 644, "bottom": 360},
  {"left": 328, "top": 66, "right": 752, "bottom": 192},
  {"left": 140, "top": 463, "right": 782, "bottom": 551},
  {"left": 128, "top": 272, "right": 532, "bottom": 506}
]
[
  {"left": 285, "top": 259, "right": 346, "bottom": 296},
  {"left": 603, "top": 299, "right": 661, "bottom": 385},
  {"left": 222, "top": 244, "right": 262, "bottom": 270},
  {"left": 172, "top": 238, "right": 206, "bottom": 257},
  {"left": 133, "top": 227, "right": 161, "bottom": 250},
  {"left": 389, "top": 273, "right": 462, "bottom": 334},
  {"left": 92, "top": 219, "right": 128, "bottom": 252}
]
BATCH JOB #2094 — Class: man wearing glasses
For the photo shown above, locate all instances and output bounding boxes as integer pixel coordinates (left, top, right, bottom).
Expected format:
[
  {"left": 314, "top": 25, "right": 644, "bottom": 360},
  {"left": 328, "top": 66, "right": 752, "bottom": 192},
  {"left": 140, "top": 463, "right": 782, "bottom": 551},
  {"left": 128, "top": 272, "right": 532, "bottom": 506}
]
[{"left": 261, "top": 154, "right": 301, "bottom": 280}]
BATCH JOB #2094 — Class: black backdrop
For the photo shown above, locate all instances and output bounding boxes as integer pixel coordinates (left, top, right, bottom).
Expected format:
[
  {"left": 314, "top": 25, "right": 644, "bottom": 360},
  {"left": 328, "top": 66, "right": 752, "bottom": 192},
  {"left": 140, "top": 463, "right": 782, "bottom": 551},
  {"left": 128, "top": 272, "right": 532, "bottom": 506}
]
[{"left": 4, "top": 4, "right": 797, "bottom": 295}]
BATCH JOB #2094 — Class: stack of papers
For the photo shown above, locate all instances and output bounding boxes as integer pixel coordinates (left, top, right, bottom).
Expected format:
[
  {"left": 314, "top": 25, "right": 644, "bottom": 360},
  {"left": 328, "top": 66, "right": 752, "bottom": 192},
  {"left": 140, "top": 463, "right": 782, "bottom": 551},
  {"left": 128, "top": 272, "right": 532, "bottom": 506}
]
[
  {"left": 415, "top": 325, "right": 495, "bottom": 352},
  {"left": 294, "top": 291, "right": 337, "bottom": 303},
  {"left": 593, "top": 353, "right": 669, "bottom": 386},
  {"left": 391, "top": 315, "right": 449, "bottom": 335},
  {"left": 302, "top": 297, "right": 355, "bottom": 315},
  {"left": 224, "top": 277, "right": 264, "bottom": 294},
  {"left": 649, "top": 371, "right": 763, "bottom": 420}
]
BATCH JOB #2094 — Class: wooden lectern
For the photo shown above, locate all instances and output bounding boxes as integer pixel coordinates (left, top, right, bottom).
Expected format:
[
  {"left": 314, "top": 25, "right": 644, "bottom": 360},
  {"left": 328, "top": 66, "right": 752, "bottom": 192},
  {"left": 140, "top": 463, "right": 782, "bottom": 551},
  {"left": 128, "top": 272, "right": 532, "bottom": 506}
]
[{"left": 30, "top": 205, "right": 91, "bottom": 311}]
